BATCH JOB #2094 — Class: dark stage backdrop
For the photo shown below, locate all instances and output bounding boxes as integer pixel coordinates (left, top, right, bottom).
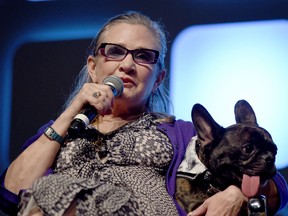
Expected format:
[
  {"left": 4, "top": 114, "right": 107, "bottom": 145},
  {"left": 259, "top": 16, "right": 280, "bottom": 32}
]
[{"left": 10, "top": 39, "right": 90, "bottom": 160}]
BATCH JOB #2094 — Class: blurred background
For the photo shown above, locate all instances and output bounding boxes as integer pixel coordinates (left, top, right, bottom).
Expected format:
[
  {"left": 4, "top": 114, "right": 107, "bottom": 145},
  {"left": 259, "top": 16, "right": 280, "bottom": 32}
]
[{"left": 0, "top": 0, "right": 287, "bottom": 215}]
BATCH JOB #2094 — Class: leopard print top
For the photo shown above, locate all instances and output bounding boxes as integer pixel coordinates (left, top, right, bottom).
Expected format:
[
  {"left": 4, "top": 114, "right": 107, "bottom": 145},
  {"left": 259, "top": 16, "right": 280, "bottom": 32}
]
[{"left": 18, "top": 113, "right": 178, "bottom": 216}]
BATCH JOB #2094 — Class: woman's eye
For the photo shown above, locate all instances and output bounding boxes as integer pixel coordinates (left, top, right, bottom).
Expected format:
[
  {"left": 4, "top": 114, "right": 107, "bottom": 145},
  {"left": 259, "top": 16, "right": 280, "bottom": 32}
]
[
  {"left": 136, "top": 52, "right": 151, "bottom": 61},
  {"left": 107, "top": 47, "right": 125, "bottom": 56}
]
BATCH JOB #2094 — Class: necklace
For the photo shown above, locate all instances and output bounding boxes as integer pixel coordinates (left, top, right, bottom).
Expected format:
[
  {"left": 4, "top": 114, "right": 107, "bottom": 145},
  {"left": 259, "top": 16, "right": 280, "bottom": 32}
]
[
  {"left": 92, "top": 113, "right": 146, "bottom": 163},
  {"left": 93, "top": 117, "right": 109, "bottom": 164}
]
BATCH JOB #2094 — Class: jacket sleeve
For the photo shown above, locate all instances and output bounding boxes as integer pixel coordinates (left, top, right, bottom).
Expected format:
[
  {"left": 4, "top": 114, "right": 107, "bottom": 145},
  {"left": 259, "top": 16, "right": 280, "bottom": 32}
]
[
  {"left": 273, "top": 171, "right": 288, "bottom": 212},
  {"left": 0, "top": 121, "right": 54, "bottom": 215}
]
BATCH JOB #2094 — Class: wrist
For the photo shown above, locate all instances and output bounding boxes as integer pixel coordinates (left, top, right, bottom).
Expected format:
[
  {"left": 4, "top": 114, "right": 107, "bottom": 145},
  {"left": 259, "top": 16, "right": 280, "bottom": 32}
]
[{"left": 44, "top": 126, "right": 65, "bottom": 145}]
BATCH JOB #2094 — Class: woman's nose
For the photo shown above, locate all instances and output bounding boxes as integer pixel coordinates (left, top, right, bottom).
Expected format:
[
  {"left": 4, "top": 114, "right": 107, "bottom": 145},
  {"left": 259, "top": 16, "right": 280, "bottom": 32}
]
[{"left": 119, "top": 53, "right": 136, "bottom": 73}]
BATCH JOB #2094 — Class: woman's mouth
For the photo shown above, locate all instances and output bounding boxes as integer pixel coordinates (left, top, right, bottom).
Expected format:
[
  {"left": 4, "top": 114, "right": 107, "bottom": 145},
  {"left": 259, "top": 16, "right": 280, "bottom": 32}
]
[{"left": 121, "top": 77, "right": 135, "bottom": 87}]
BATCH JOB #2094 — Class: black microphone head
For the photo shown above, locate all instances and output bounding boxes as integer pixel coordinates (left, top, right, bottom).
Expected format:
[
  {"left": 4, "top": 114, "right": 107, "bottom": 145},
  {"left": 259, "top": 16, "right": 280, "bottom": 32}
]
[{"left": 102, "top": 75, "right": 124, "bottom": 97}]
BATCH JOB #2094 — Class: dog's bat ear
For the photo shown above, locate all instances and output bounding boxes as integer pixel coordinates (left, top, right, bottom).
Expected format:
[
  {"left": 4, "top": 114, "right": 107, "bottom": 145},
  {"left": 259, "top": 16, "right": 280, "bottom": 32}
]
[
  {"left": 192, "top": 103, "right": 224, "bottom": 145},
  {"left": 234, "top": 100, "right": 258, "bottom": 126}
]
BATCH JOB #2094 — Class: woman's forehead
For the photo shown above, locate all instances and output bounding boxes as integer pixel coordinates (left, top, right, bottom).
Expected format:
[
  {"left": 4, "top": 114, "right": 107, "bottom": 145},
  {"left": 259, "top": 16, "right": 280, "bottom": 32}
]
[{"left": 100, "top": 23, "right": 160, "bottom": 50}]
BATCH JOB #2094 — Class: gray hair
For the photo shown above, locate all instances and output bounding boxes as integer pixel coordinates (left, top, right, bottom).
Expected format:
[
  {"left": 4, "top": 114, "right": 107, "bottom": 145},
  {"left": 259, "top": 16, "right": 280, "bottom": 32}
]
[{"left": 63, "top": 11, "right": 172, "bottom": 113}]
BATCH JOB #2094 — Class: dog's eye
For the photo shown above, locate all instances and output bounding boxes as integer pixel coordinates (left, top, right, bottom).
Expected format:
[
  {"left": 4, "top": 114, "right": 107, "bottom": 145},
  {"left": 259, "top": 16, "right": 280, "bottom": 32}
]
[{"left": 242, "top": 143, "right": 255, "bottom": 154}]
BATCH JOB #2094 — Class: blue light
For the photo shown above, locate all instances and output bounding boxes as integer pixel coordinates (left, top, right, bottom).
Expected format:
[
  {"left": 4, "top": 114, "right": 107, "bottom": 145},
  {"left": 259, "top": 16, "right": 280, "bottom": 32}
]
[{"left": 170, "top": 20, "right": 288, "bottom": 169}]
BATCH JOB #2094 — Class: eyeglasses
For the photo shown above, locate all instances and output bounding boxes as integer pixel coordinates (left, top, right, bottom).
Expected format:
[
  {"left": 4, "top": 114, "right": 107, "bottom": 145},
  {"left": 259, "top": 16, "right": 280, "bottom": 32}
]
[{"left": 97, "top": 43, "right": 159, "bottom": 65}]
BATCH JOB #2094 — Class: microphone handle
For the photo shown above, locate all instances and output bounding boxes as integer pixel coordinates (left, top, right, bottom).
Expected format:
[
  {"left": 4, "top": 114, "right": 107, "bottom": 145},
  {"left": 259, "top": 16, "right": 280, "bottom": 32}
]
[
  {"left": 68, "top": 106, "right": 97, "bottom": 137},
  {"left": 68, "top": 75, "right": 123, "bottom": 138}
]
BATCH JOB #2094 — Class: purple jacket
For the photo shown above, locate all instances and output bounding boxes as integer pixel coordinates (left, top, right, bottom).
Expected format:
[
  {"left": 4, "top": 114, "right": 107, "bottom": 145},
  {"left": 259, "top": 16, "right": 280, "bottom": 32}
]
[{"left": 1, "top": 120, "right": 288, "bottom": 215}]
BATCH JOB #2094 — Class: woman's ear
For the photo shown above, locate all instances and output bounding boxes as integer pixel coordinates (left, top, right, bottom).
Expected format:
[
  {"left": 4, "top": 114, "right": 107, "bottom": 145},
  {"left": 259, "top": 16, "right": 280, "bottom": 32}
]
[
  {"left": 153, "top": 70, "right": 166, "bottom": 93},
  {"left": 87, "top": 55, "right": 98, "bottom": 83}
]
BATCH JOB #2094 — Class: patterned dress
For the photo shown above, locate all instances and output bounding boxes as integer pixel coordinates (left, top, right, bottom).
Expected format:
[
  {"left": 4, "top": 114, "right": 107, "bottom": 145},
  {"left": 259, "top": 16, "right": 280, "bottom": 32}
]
[{"left": 18, "top": 113, "right": 178, "bottom": 216}]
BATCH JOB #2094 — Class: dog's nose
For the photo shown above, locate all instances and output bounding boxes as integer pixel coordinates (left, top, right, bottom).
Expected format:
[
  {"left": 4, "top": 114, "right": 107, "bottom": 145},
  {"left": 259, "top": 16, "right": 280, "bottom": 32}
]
[{"left": 261, "top": 152, "right": 275, "bottom": 165}]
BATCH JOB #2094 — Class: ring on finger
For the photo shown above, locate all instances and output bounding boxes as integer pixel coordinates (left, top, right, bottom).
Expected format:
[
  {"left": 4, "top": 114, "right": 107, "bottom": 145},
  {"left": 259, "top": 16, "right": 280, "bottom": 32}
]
[{"left": 92, "top": 91, "right": 101, "bottom": 99}]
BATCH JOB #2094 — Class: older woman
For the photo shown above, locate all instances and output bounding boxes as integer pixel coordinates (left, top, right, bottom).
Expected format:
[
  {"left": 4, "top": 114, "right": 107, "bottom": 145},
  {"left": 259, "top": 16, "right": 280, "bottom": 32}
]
[{"left": 1, "top": 11, "right": 287, "bottom": 216}]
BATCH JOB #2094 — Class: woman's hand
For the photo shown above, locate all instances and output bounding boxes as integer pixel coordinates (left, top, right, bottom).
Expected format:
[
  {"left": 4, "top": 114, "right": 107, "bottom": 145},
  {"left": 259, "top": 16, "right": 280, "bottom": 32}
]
[
  {"left": 187, "top": 185, "right": 247, "bottom": 216},
  {"left": 66, "top": 82, "right": 115, "bottom": 118}
]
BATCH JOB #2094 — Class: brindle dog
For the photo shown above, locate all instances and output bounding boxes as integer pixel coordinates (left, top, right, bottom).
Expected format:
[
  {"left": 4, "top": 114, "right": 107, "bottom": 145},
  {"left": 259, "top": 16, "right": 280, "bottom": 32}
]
[{"left": 175, "top": 100, "right": 277, "bottom": 215}]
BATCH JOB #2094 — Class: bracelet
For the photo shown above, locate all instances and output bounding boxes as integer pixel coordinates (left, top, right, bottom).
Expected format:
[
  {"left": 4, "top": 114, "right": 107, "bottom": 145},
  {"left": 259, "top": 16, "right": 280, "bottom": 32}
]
[{"left": 44, "top": 126, "right": 64, "bottom": 145}]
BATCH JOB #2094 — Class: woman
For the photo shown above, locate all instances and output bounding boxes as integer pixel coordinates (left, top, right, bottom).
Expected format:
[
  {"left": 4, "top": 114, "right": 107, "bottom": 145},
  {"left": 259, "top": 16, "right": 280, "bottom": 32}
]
[{"left": 1, "top": 11, "right": 287, "bottom": 216}]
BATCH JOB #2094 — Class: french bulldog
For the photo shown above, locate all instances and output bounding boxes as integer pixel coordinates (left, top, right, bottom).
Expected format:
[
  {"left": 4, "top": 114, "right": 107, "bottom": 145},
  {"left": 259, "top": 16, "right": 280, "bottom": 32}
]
[{"left": 175, "top": 100, "right": 277, "bottom": 215}]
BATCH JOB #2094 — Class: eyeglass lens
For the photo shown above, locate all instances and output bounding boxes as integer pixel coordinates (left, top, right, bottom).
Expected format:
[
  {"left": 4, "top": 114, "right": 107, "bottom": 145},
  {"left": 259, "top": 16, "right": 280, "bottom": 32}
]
[{"left": 101, "top": 44, "right": 158, "bottom": 64}]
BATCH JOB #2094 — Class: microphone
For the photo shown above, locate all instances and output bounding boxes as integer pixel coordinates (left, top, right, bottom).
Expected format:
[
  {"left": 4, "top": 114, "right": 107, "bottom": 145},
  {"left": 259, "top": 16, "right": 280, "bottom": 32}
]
[{"left": 68, "top": 75, "right": 124, "bottom": 137}]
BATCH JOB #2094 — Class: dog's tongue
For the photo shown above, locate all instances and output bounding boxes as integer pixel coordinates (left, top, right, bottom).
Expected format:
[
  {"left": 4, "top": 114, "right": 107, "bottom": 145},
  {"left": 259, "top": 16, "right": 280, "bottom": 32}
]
[{"left": 241, "top": 174, "right": 260, "bottom": 197}]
